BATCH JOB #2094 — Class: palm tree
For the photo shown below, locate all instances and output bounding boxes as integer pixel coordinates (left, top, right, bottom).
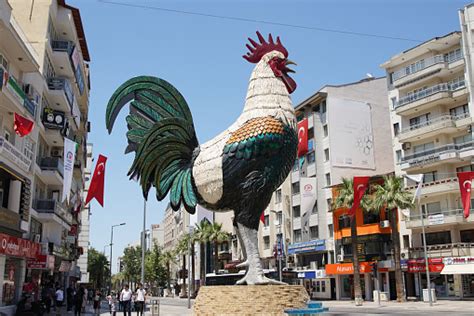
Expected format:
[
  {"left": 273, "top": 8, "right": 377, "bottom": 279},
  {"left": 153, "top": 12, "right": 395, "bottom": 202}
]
[
  {"left": 161, "top": 250, "right": 176, "bottom": 293},
  {"left": 176, "top": 233, "right": 191, "bottom": 297},
  {"left": 207, "top": 222, "right": 230, "bottom": 274},
  {"left": 333, "top": 177, "right": 372, "bottom": 306},
  {"left": 194, "top": 220, "right": 211, "bottom": 286},
  {"left": 373, "top": 175, "right": 413, "bottom": 302}
]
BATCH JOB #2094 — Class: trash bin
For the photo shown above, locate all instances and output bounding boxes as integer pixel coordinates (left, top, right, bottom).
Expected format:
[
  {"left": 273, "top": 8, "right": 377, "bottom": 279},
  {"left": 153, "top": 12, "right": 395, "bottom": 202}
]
[
  {"left": 151, "top": 299, "right": 160, "bottom": 316},
  {"left": 422, "top": 289, "right": 437, "bottom": 303}
]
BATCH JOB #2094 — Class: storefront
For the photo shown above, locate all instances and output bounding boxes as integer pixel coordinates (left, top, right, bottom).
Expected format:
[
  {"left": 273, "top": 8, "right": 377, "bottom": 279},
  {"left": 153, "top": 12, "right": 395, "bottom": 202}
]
[
  {"left": 0, "top": 233, "right": 42, "bottom": 314},
  {"left": 441, "top": 256, "right": 474, "bottom": 298},
  {"left": 406, "top": 258, "right": 453, "bottom": 299},
  {"left": 295, "top": 269, "right": 335, "bottom": 300}
]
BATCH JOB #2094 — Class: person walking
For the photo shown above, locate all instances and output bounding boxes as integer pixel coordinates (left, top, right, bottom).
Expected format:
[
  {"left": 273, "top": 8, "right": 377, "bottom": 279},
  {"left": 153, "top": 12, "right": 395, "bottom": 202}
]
[
  {"left": 55, "top": 286, "right": 64, "bottom": 315},
  {"left": 66, "top": 284, "right": 75, "bottom": 312},
  {"left": 93, "top": 289, "right": 102, "bottom": 315},
  {"left": 120, "top": 284, "right": 132, "bottom": 316},
  {"left": 135, "top": 284, "right": 146, "bottom": 316},
  {"left": 74, "top": 286, "right": 85, "bottom": 316}
]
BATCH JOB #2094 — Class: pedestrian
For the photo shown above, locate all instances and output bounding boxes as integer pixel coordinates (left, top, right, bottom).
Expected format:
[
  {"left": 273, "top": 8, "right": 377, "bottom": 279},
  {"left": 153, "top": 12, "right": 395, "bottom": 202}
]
[
  {"left": 131, "top": 292, "right": 136, "bottom": 312},
  {"left": 110, "top": 292, "right": 117, "bottom": 316},
  {"left": 74, "top": 286, "right": 85, "bottom": 316},
  {"left": 93, "top": 289, "right": 102, "bottom": 314},
  {"left": 41, "top": 282, "right": 52, "bottom": 313},
  {"left": 82, "top": 286, "right": 88, "bottom": 313},
  {"left": 120, "top": 284, "right": 132, "bottom": 316},
  {"left": 55, "top": 286, "right": 64, "bottom": 315},
  {"left": 107, "top": 292, "right": 113, "bottom": 314},
  {"left": 117, "top": 290, "right": 123, "bottom": 311},
  {"left": 135, "top": 283, "right": 146, "bottom": 316},
  {"left": 67, "top": 284, "right": 75, "bottom": 312},
  {"left": 87, "top": 288, "right": 93, "bottom": 305}
]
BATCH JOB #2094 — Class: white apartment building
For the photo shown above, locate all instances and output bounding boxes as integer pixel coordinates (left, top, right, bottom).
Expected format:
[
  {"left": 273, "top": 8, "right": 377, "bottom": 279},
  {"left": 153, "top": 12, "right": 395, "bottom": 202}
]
[
  {"left": 381, "top": 7, "right": 474, "bottom": 299},
  {"left": 1, "top": 1, "right": 91, "bottom": 313}
]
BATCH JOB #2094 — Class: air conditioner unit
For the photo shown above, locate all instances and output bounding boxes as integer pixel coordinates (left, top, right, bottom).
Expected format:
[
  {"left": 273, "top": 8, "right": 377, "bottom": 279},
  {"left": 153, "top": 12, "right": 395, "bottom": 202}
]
[
  {"left": 34, "top": 234, "right": 41, "bottom": 243},
  {"left": 51, "top": 148, "right": 63, "bottom": 157},
  {"left": 380, "top": 220, "right": 390, "bottom": 228},
  {"left": 402, "top": 142, "right": 411, "bottom": 150},
  {"left": 337, "top": 254, "right": 344, "bottom": 262},
  {"left": 23, "top": 84, "right": 40, "bottom": 104}
]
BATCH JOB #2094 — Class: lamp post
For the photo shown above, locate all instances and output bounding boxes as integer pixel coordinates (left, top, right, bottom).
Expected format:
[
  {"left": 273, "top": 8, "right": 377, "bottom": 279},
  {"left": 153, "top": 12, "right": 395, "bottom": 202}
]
[
  {"left": 271, "top": 210, "right": 285, "bottom": 282},
  {"left": 110, "top": 223, "right": 126, "bottom": 290},
  {"left": 141, "top": 199, "right": 147, "bottom": 286},
  {"left": 188, "top": 226, "right": 194, "bottom": 309}
]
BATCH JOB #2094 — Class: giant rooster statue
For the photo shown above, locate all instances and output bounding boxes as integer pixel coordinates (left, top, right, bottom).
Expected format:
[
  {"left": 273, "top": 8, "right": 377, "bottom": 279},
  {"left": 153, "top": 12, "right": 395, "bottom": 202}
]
[{"left": 106, "top": 32, "right": 297, "bottom": 284}]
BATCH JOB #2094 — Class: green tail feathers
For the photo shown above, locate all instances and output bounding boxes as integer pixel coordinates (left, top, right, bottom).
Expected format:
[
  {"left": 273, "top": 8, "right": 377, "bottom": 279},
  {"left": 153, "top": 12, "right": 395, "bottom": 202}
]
[{"left": 106, "top": 76, "right": 199, "bottom": 213}]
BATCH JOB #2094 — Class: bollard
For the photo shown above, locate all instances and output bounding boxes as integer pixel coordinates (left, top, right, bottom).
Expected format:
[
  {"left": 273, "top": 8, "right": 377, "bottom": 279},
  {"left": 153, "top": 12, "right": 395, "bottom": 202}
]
[{"left": 151, "top": 299, "right": 160, "bottom": 316}]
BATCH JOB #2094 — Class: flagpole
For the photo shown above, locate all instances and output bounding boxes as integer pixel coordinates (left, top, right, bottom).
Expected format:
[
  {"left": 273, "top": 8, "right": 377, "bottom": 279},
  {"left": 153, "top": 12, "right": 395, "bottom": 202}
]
[{"left": 419, "top": 195, "right": 433, "bottom": 306}]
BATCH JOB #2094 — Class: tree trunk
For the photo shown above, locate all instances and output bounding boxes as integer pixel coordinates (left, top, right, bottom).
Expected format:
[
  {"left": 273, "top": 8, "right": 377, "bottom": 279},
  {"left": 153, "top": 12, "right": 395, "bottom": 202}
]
[
  {"left": 214, "top": 242, "right": 219, "bottom": 274},
  {"left": 390, "top": 208, "right": 405, "bottom": 302},
  {"left": 199, "top": 242, "right": 205, "bottom": 286},
  {"left": 191, "top": 243, "right": 195, "bottom": 296},
  {"left": 167, "top": 262, "right": 171, "bottom": 290},
  {"left": 182, "top": 254, "right": 186, "bottom": 296},
  {"left": 351, "top": 217, "right": 363, "bottom": 306}
]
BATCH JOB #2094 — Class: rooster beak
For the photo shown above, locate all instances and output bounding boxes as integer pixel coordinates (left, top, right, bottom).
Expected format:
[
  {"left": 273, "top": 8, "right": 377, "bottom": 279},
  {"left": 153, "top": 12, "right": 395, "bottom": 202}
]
[
  {"left": 285, "top": 60, "right": 297, "bottom": 66},
  {"left": 285, "top": 59, "right": 296, "bottom": 73}
]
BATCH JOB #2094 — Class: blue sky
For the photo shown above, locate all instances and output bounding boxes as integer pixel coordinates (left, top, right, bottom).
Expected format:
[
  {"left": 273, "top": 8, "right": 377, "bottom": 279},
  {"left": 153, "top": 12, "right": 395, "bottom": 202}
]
[{"left": 70, "top": 0, "right": 469, "bottom": 273}]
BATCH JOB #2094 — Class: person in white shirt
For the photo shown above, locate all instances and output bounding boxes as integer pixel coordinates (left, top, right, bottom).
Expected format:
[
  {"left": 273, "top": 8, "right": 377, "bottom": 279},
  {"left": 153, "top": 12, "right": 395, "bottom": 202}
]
[
  {"left": 55, "top": 287, "right": 64, "bottom": 316},
  {"left": 135, "top": 283, "right": 146, "bottom": 316},
  {"left": 120, "top": 284, "right": 132, "bottom": 316}
]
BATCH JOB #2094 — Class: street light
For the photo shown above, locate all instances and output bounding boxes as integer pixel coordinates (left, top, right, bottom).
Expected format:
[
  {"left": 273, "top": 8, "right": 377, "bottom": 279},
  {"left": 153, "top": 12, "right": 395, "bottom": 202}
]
[
  {"left": 103, "top": 244, "right": 110, "bottom": 255},
  {"left": 110, "top": 222, "right": 126, "bottom": 290},
  {"left": 271, "top": 210, "right": 285, "bottom": 282}
]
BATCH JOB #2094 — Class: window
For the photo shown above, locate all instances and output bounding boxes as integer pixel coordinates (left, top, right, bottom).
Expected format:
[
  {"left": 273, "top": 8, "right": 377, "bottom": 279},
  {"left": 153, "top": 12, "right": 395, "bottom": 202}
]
[
  {"left": 450, "top": 104, "right": 469, "bottom": 118},
  {"left": 0, "top": 53, "right": 9, "bottom": 70},
  {"left": 292, "top": 182, "right": 300, "bottom": 195},
  {"left": 312, "top": 201, "right": 318, "bottom": 214},
  {"left": 324, "top": 148, "right": 329, "bottom": 162},
  {"left": 308, "top": 127, "right": 314, "bottom": 139},
  {"left": 396, "top": 150, "right": 402, "bottom": 163},
  {"left": 321, "top": 101, "right": 326, "bottom": 114},
  {"left": 409, "top": 113, "right": 430, "bottom": 129},
  {"left": 422, "top": 202, "right": 441, "bottom": 215},
  {"left": 321, "top": 281, "right": 326, "bottom": 293},
  {"left": 389, "top": 73, "right": 394, "bottom": 85},
  {"left": 449, "top": 76, "right": 465, "bottom": 90},
  {"left": 393, "top": 123, "right": 399, "bottom": 137},
  {"left": 23, "top": 137, "right": 35, "bottom": 161},
  {"left": 275, "top": 189, "right": 282, "bottom": 203},
  {"left": 423, "top": 171, "right": 438, "bottom": 183},
  {"left": 4, "top": 130, "right": 11, "bottom": 143},
  {"left": 307, "top": 151, "right": 315, "bottom": 164},
  {"left": 391, "top": 97, "right": 397, "bottom": 109},
  {"left": 445, "top": 48, "right": 462, "bottom": 63},
  {"left": 263, "top": 236, "right": 270, "bottom": 249},
  {"left": 292, "top": 159, "right": 299, "bottom": 172},
  {"left": 316, "top": 281, "right": 320, "bottom": 292},
  {"left": 293, "top": 229, "right": 302, "bottom": 243},
  {"left": 460, "top": 229, "right": 474, "bottom": 242},
  {"left": 403, "top": 235, "right": 410, "bottom": 249},
  {"left": 310, "top": 226, "right": 319, "bottom": 239},
  {"left": 264, "top": 215, "right": 269, "bottom": 227},
  {"left": 413, "top": 142, "right": 434, "bottom": 154},
  {"left": 275, "top": 211, "right": 282, "bottom": 226},
  {"left": 43, "top": 53, "right": 55, "bottom": 79},
  {"left": 313, "top": 105, "right": 320, "bottom": 113},
  {"left": 323, "top": 125, "right": 328, "bottom": 137},
  {"left": 326, "top": 198, "right": 332, "bottom": 211},
  {"left": 457, "top": 165, "right": 474, "bottom": 173},
  {"left": 293, "top": 205, "right": 301, "bottom": 218},
  {"left": 328, "top": 224, "right": 333, "bottom": 238},
  {"left": 338, "top": 215, "right": 351, "bottom": 229},
  {"left": 454, "top": 134, "right": 472, "bottom": 145},
  {"left": 425, "top": 231, "right": 451, "bottom": 245},
  {"left": 325, "top": 173, "right": 331, "bottom": 186},
  {"left": 362, "top": 210, "right": 380, "bottom": 224}
]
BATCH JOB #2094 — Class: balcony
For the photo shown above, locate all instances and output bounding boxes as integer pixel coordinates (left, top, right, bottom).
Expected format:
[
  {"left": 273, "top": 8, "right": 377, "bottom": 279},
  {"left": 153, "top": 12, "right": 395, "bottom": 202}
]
[
  {"left": 405, "top": 208, "right": 474, "bottom": 229},
  {"left": 400, "top": 141, "right": 474, "bottom": 170},
  {"left": 50, "top": 40, "right": 75, "bottom": 77},
  {"left": 398, "top": 113, "right": 469, "bottom": 142},
  {"left": 0, "top": 66, "right": 37, "bottom": 116},
  {"left": 408, "top": 242, "right": 474, "bottom": 259},
  {"left": 395, "top": 81, "right": 466, "bottom": 115},
  {"left": 392, "top": 53, "right": 464, "bottom": 88},
  {"left": 33, "top": 199, "right": 72, "bottom": 226},
  {"left": 38, "top": 157, "right": 64, "bottom": 186},
  {"left": 46, "top": 77, "right": 74, "bottom": 113},
  {"left": 406, "top": 176, "right": 458, "bottom": 197},
  {"left": 0, "top": 136, "right": 32, "bottom": 173}
]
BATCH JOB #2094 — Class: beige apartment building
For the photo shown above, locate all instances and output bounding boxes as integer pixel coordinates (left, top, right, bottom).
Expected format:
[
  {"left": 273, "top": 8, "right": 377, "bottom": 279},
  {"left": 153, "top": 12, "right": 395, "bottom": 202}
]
[
  {"left": 382, "top": 8, "right": 474, "bottom": 299},
  {"left": 0, "top": 1, "right": 91, "bottom": 312}
]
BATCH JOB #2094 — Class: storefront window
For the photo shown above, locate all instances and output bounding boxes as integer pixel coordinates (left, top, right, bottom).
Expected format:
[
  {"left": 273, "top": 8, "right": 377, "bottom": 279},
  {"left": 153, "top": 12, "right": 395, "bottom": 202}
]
[
  {"left": 460, "top": 229, "right": 474, "bottom": 242},
  {"left": 424, "top": 231, "right": 451, "bottom": 245},
  {"left": 363, "top": 210, "right": 380, "bottom": 225},
  {"left": 2, "top": 258, "right": 20, "bottom": 306},
  {"left": 338, "top": 215, "right": 351, "bottom": 229}
]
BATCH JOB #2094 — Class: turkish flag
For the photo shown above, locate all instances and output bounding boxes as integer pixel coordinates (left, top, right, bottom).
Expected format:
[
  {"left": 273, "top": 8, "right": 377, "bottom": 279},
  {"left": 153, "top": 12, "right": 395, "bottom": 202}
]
[
  {"left": 297, "top": 118, "right": 308, "bottom": 157},
  {"left": 85, "top": 154, "right": 107, "bottom": 207},
  {"left": 260, "top": 211, "right": 265, "bottom": 223},
  {"left": 457, "top": 171, "right": 474, "bottom": 218},
  {"left": 349, "top": 176, "right": 370, "bottom": 217},
  {"left": 14, "top": 113, "right": 34, "bottom": 137}
]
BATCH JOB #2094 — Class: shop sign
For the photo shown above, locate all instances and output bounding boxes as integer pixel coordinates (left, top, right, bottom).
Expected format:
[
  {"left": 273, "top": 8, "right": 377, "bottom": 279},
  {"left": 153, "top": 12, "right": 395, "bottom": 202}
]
[
  {"left": 0, "top": 207, "right": 20, "bottom": 231},
  {"left": 42, "top": 108, "right": 65, "bottom": 129},
  {"left": 407, "top": 258, "right": 444, "bottom": 273},
  {"left": 0, "top": 233, "right": 41, "bottom": 259},
  {"left": 443, "top": 257, "right": 474, "bottom": 265},
  {"left": 325, "top": 262, "right": 372, "bottom": 275},
  {"left": 288, "top": 239, "right": 325, "bottom": 255},
  {"left": 59, "top": 260, "right": 72, "bottom": 272},
  {"left": 27, "top": 254, "right": 48, "bottom": 269},
  {"left": 428, "top": 214, "right": 444, "bottom": 225},
  {"left": 66, "top": 236, "right": 76, "bottom": 244},
  {"left": 0, "top": 136, "right": 32, "bottom": 172}
]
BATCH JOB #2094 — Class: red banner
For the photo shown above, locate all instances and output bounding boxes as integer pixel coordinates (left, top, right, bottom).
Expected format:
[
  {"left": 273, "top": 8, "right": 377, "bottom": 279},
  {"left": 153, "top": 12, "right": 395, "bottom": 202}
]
[
  {"left": 85, "top": 154, "right": 107, "bottom": 207},
  {"left": 457, "top": 171, "right": 474, "bottom": 218},
  {"left": 14, "top": 112, "right": 34, "bottom": 137},
  {"left": 349, "top": 176, "right": 370, "bottom": 217},
  {"left": 297, "top": 119, "right": 308, "bottom": 157},
  {"left": 0, "top": 233, "right": 41, "bottom": 259},
  {"left": 407, "top": 258, "right": 444, "bottom": 273},
  {"left": 27, "top": 255, "right": 48, "bottom": 269}
]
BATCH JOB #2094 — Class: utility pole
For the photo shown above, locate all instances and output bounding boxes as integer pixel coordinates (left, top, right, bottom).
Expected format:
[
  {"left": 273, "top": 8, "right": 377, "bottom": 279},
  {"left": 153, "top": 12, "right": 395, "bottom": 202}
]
[
  {"left": 141, "top": 199, "right": 147, "bottom": 286},
  {"left": 110, "top": 223, "right": 126, "bottom": 291}
]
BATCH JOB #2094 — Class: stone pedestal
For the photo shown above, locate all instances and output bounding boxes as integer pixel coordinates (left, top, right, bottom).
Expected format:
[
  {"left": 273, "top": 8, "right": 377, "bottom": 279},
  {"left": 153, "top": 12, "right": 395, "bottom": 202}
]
[{"left": 193, "top": 285, "right": 309, "bottom": 315}]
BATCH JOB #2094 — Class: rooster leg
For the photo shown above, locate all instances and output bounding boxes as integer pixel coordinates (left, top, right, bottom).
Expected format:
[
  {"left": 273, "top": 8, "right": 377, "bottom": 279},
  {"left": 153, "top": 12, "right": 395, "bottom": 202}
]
[
  {"left": 234, "top": 221, "right": 249, "bottom": 268},
  {"left": 235, "top": 223, "right": 285, "bottom": 285}
]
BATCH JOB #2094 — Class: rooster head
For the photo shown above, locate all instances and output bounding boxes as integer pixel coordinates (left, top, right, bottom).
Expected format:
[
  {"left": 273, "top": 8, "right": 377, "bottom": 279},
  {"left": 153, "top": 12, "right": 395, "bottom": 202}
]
[{"left": 243, "top": 31, "right": 297, "bottom": 94}]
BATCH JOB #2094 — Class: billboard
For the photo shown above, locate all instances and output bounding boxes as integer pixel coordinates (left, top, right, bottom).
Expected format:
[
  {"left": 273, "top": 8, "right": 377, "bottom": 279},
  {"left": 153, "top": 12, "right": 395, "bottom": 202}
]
[{"left": 328, "top": 97, "right": 375, "bottom": 170}]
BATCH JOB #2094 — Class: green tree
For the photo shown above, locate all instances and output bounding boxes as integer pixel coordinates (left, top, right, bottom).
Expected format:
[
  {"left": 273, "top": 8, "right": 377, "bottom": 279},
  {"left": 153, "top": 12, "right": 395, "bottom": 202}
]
[
  {"left": 161, "top": 250, "right": 176, "bottom": 291},
  {"left": 194, "top": 220, "right": 211, "bottom": 286},
  {"left": 145, "top": 244, "right": 167, "bottom": 288},
  {"left": 88, "top": 247, "right": 110, "bottom": 290},
  {"left": 333, "top": 178, "right": 372, "bottom": 306},
  {"left": 122, "top": 246, "right": 142, "bottom": 285},
  {"left": 373, "top": 175, "right": 413, "bottom": 302},
  {"left": 207, "top": 222, "right": 230, "bottom": 274},
  {"left": 176, "top": 233, "right": 192, "bottom": 296}
]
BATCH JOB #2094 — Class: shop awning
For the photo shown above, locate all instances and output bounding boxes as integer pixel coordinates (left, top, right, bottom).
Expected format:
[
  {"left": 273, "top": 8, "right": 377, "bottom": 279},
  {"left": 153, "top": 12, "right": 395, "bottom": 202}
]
[{"left": 441, "top": 263, "right": 474, "bottom": 274}]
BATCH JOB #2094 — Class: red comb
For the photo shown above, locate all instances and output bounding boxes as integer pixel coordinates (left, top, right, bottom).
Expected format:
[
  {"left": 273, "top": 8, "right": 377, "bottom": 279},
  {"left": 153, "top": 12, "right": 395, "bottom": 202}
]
[{"left": 243, "top": 31, "right": 289, "bottom": 63}]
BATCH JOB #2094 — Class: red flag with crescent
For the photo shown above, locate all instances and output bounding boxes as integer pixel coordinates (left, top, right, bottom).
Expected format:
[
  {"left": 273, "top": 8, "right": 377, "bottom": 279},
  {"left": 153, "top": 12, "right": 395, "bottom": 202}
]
[
  {"left": 260, "top": 211, "right": 265, "bottom": 224},
  {"left": 85, "top": 154, "right": 107, "bottom": 207},
  {"left": 349, "top": 176, "right": 370, "bottom": 218},
  {"left": 297, "top": 118, "right": 308, "bottom": 157},
  {"left": 457, "top": 171, "right": 474, "bottom": 218},
  {"left": 14, "top": 113, "right": 34, "bottom": 137}
]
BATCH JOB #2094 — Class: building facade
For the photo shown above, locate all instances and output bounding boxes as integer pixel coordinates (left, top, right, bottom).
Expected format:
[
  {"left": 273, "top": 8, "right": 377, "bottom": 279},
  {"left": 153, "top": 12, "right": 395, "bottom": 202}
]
[
  {"left": 382, "top": 10, "right": 474, "bottom": 299},
  {"left": 0, "top": 1, "right": 91, "bottom": 313}
]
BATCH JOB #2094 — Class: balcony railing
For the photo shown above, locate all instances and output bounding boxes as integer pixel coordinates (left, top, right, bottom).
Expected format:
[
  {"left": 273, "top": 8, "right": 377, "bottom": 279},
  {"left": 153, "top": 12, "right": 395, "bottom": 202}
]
[
  {"left": 400, "top": 112, "right": 470, "bottom": 135},
  {"left": 47, "top": 77, "right": 74, "bottom": 108},
  {"left": 51, "top": 40, "right": 75, "bottom": 55},
  {"left": 392, "top": 52, "right": 463, "bottom": 82},
  {"left": 401, "top": 140, "right": 473, "bottom": 163},
  {"left": 34, "top": 199, "right": 72, "bottom": 224},
  {"left": 408, "top": 242, "right": 474, "bottom": 259},
  {"left": 39, "top": 157, "right": 64, "bottom": 177},
  {"left": 396, "top": 80, "right": 465, "bottom": 109},
  {"left": 406, "top": 176, "right": 457, "bottom": 191}
]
